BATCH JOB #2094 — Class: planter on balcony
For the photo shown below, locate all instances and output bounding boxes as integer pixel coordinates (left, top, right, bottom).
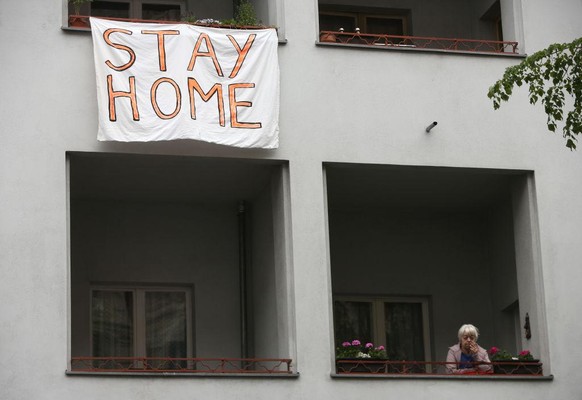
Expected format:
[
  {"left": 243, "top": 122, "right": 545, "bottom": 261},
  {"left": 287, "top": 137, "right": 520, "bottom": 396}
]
[
  {"left": 493, "top": 360, "right": 543, "bottom": 375},
  {"left": 336, "top": 358, "right": 388, "bottom": 373},
  {"left": 69, "top": 15, "right": 90, "bottom": 28},
  {"left": 320, "top": 32, "right": 337, "bottom": 43}
]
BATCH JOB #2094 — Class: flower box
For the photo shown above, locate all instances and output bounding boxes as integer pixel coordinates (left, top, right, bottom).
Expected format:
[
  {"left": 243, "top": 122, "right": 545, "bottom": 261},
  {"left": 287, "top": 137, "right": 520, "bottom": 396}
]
[
  {"left": 335, "top": 339, "right": 388, "bottom": 373},
  {"left": 493, "top": 360, "right": 543, "bottom": 375},
  {"left": 336, "top": 358, "right": 388, "bottom": 374},
  {"left": 489, "top": 348, "right": 542, "bottom": 375}
]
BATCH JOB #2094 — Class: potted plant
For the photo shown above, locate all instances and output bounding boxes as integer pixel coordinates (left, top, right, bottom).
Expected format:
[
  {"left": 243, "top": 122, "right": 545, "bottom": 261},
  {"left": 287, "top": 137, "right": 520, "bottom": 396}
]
[
  {"left": 218, "top": 0, "right": 262, "bottom": 28},
  {"left": 69, "top": 0, "right": 93, "bottom": 28},
  {"left": 336, "top": 339, "right": 388, "bottom": 373},
  {"left": 320, "top": 32, "right": 338, "bottom": 43},
  {"left": 489, "top": 347, "right": 543, "bottom": 375},
  {"left": 193, "top": 0, "right": 274, "bottom": 30},
  {"left": 233, "top": 0, "right": 259, "bottom": 27},
  {"left": 181, "top": 12, "right": 197, "bottom": 24}
]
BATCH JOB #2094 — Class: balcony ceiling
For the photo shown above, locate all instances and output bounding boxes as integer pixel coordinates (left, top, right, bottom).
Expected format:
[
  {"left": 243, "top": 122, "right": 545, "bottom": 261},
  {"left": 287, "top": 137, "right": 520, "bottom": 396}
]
[
  {"left": 70, "top": 152, "right": 280, "bottom": 204},
  {"left": 325, "top": 163, "right": 520, "bottom": 210},
  {"left": 70, "top": 153, "right": 519, "bottom": 209}
]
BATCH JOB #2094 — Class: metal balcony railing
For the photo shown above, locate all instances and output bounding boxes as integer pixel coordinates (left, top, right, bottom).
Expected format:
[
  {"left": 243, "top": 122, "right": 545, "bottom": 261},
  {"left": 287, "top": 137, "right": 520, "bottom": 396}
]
[
  {"left": 71, "top": 357, "right": 293, "bottom": 374},
  {"left": 320, "top": 31, "right": 519, "bottom": 54},
  {"left": 335, "top": 359, "right": 543, "bottom": 375}
]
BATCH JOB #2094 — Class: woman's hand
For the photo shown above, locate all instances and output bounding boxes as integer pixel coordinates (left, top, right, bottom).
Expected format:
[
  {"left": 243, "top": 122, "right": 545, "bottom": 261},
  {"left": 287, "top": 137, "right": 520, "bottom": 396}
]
[{"left": 468, "top": 342, "right": 479, "bottom": 355}]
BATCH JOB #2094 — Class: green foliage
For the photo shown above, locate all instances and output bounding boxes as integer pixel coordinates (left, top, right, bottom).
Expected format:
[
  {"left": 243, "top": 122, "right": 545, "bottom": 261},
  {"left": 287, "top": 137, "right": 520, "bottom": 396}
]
[
  {"left": 234, "top": 0, "right": 259, "bottom": 26},
  {"left": 181, "top": 12, "right": 196, "bottom": 23},
  {"left": 70, "top": 0, "right": 92, "bottom": 15},
  {"left": 489, "top": 347, "right": 537, "bottom": 361},
  {"left": 488, "top": 347, "right": 514, "bottom": 361},
  {"left": 518, "top": 350, "right": 535, "bottom": 361},
  {"left": 220, "top": 18, "right": 237, "bottom": 27},
  {"left": 488, "top": 37, "right": 582, "bottom": 150},
  {"left": 194, "top": 1, "right": 262, "bottom": 28}
]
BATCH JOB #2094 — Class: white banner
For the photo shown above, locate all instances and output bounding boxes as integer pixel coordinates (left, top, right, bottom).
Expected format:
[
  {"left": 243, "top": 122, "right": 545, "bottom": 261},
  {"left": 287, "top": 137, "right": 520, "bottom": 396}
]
[{"left": 90, "top": 18, "right": 279, "bottom": 148}]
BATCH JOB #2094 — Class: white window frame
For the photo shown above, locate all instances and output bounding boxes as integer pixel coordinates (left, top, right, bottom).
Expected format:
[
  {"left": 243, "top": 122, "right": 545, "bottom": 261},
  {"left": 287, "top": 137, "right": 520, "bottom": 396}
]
[
  {"left": 334, "top": 295, "right": 432, "bottom": 362},
  {"left": 90, "top": 285, "right": 194, "bottom": 359}
]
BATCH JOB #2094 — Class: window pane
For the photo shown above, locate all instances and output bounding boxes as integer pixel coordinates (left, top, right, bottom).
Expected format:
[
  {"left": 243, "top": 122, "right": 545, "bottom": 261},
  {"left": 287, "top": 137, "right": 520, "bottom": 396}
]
[
  {"left": 91, "top": 1, "right": 130, "bottom": 18},
  {"left": 142, "top": 4, "right": 182, "bottom": 21},
  {"left": 319, "top": 14, "right": 356, "bottom": 32},
  {"left": 333, "top": 300, "right": 372, "bottom": 345},
  {"left": 92, "top": 290, "right": 134, "bottom": 358},
  {"left": 145, "top": 291, "right": 187, "bottom": 360},
  {"left": 384, "top": 302, "right": 425, "bottom": 361},
  {"left": 366, "top": 17, "right": 404, "bottom": 35}
]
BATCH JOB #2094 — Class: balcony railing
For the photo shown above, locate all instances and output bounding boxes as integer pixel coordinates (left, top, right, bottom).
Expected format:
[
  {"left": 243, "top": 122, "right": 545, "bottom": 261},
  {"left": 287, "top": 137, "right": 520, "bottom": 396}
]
[
  {"left": 335, "top": 359, "right": 543, "bottom": 375},
  {"left": 319, "top": 31, "right": 519, "bottom": 54},
  {"left": 71, "top": 357, "right": 293, "bottom": 374}
]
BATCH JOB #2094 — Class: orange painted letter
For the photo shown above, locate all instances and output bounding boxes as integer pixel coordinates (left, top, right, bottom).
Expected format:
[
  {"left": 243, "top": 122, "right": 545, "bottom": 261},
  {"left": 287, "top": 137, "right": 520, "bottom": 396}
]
[
  {"left": 150, "top": 78, "right": 182, "bottom": 120},
  {"left": 103, "top": 28, "right": 136, "bottom": 71},
  {"left": 187, "top": 33, "right": 224, "bottom": 77},
  {"left": 228, "top": 83, "right": 261, "bottom": 129},
  {"left": 227, "top": 34, "right": 256, "bottom": 78},
  {"left": 107, "top": 75, "right": 140, "bottom": 121},
  {"left": 187, "top": 78, "right": 225, "bottom": 126},
  {"left": 141, "top": 30, "right": 180, "bottom": 71}
]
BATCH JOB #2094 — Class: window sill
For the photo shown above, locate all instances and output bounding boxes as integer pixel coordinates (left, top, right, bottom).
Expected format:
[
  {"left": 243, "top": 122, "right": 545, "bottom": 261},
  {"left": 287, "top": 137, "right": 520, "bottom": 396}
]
[
  {"left": 316, "top": 41, "right": 526, "bottom": 58},
  {"left": 331, "top": 372, "right": 553, "bottom": 381},
  {"left": 66, "top": 370, "right": 300, "bottom": 378},
  {"left": 69, "top": 357, "right": 294, "bottom": 375},
  {"left": 61, "top": 25, "right": 91, "bottom": 32}
]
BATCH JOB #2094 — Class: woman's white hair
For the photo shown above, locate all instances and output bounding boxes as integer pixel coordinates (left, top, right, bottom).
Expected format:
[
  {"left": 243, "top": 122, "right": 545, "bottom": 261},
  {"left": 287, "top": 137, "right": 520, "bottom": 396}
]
[{"left": 458, "top": 324, "right": 479, "bottom": 341}]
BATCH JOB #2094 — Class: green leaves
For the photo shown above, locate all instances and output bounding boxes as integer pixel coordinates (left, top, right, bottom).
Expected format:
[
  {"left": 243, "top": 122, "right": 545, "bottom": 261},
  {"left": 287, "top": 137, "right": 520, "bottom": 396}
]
[
  {"left": 235, "top": 0, "right": 259, "bottom": 26},
  {"left": 488, "top": 37, "right": 582, "bottom": 149}
]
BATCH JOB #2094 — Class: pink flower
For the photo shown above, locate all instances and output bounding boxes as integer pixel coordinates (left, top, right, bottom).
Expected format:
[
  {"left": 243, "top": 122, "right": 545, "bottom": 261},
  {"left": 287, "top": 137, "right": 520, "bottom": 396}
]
[
  {"left": 365, "top": 342, "right": 374, "bottom": 348},
  {"left": 519, "top": 350, "right": 530, "bottom": 356},
  {"left": 342, "top": 342, "right": 351, "bottom": 347},
  {"left": 351, "top": 339, "right": 361, "bottom": 346},
  {"left": 489, "top": 346, "right": 499, "bottom": 355},
  {"left": 376, "top": 345, "right": 385, "bottom": 351}
]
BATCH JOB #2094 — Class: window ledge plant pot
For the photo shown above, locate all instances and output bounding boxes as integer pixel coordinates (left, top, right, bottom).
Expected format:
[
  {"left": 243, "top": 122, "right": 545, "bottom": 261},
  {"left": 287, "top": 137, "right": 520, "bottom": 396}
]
[
  {"left": 69, "top": 15, "right": 90, "bottom": 28},
  {"left": 493, "top": 360, "right": 543, "bottom": 375},
  {"left": 336, "top": 358, "right": 388, "bottom": 374}
]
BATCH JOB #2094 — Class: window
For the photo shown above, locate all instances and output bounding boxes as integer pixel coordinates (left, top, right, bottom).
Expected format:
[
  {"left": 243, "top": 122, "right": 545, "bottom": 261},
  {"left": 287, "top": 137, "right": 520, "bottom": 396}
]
[
  {"left": 68, "top": 0, "right": 185, "bottom": 22},
  {"left": 334, "top": 296, "right": 431, "bottom": 362},
  {"left": 91, "top": 286, "right": 193, "bottom": 368},
  {"left": 319, "top": 7, "right": 408, "bottom": 36}
]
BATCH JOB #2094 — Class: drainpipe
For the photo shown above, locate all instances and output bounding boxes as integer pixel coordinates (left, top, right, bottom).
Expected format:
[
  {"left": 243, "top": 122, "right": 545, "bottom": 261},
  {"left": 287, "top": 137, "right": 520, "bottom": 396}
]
[{"left": 238, "top": 201, "right": 248, "bottom": 359}]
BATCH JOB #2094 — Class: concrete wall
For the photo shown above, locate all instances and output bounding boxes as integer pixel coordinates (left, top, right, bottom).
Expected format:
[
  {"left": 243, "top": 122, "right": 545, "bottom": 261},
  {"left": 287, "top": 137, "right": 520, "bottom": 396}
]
[
  {"left": 251, "top": 168, "right": 294, "bottom": 359},
  {"left": 487, "top": 198, "right": 520, "bottom": 353},
  {"left": 70, "top": 200, "right": 242, "bottom": 358},
  {"left": 251, "top": 183, "right": 279, "bottom": 357},
  {"left": 3, "top": 0, "right": 582, "bottom": 399},
  {"left": 328, "top": 206, "right": 503, "bottom": 360}
]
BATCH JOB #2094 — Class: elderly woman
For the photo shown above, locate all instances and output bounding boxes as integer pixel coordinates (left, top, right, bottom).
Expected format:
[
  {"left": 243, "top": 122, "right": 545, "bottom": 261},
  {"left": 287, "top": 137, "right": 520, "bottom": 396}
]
[{"left": 445, "top": 324, "right": 493, "bottom": 374}]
